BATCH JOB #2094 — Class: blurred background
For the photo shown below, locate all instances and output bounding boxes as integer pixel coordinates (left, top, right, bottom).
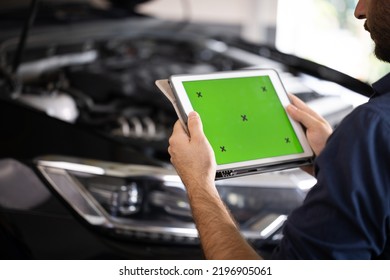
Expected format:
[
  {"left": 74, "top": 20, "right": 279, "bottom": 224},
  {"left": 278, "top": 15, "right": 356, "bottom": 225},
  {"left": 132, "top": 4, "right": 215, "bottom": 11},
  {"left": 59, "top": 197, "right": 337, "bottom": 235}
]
[
  {"left": 138, "top": 0, "right": 390, "bottom": 83},
  {"left": 0, "top": 0, "right": 388, "bottom": 260}
]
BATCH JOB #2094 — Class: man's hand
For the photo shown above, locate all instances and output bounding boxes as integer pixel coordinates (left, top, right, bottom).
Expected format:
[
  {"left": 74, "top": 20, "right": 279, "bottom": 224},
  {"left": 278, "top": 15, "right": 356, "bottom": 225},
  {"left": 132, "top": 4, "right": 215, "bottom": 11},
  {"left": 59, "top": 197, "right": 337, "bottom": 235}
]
[
  {"left": 286, "top": 94, "right": 333, "bottom": 157},
  {"left": 168, "top": 111, "right": 217, "bottom": 189},
  {"left": 168, "top": 111, "right": 261, "bottom": 260}
]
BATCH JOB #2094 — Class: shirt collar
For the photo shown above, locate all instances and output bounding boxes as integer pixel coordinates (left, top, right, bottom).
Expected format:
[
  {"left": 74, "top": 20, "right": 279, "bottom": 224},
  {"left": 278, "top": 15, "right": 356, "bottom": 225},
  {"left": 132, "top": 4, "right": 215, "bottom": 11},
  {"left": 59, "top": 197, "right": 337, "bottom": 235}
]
[{"left": 372, "top": 72, "right": 390, "bottom": 98}]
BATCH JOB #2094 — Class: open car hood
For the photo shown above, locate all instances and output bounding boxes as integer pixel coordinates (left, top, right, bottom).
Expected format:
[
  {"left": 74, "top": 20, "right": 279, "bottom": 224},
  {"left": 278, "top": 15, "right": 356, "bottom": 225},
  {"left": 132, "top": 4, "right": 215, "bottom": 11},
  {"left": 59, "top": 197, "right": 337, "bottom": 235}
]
[
  {"left": 0, "top": 0, "right": 153, "bottom": 28},
  {"left": 0, "top": 0, "right": 153, "bottom": 10}
]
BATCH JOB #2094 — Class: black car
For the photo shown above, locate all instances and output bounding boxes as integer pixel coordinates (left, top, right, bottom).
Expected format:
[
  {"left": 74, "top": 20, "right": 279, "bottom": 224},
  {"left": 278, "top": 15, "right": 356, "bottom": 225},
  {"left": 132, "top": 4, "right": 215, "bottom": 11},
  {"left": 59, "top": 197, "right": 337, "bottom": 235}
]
[{"left": 0, "top": 0, "right": 371, "bottom": 259}]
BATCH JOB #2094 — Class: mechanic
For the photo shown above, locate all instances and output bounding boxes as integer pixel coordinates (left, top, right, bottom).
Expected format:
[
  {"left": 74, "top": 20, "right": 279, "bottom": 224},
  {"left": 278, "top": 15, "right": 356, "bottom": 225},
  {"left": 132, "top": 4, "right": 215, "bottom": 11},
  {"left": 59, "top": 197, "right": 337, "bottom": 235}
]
[{"left": 167, "top": 0, "right": 390, "bottom": 259}]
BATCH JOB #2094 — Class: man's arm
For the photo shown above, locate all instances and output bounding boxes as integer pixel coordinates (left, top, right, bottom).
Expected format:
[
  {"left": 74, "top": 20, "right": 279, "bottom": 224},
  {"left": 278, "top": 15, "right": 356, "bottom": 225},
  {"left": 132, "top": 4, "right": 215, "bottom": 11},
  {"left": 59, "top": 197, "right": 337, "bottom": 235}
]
[
  {"left": 186, "top": 178, "right": 261, "bottom": 260},
  {"left": 168, "top": 112, "right": 261, "bottom": 260}
]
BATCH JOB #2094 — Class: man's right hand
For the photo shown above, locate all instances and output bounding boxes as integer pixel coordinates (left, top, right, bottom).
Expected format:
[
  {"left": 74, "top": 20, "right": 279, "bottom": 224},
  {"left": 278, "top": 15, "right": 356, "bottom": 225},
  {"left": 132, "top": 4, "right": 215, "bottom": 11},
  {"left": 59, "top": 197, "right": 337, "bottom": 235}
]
[{"left": 168, "top": 111, "right": 217, "bottom": 190}]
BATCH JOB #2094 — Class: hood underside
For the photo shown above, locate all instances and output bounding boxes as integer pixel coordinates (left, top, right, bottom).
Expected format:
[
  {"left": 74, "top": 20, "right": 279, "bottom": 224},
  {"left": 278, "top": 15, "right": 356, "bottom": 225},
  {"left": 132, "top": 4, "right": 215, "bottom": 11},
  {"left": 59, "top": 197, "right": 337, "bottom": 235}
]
[{"left": 0, "top": 0, "right": 153, "bottom": 27}]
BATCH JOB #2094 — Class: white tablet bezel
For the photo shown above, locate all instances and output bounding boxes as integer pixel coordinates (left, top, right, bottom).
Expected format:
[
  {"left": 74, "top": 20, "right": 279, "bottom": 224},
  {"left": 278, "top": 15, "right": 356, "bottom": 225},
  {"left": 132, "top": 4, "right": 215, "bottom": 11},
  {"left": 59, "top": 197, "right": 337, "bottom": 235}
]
[{"left": 168, "top": 69, "right": 313, "bottom": 172}]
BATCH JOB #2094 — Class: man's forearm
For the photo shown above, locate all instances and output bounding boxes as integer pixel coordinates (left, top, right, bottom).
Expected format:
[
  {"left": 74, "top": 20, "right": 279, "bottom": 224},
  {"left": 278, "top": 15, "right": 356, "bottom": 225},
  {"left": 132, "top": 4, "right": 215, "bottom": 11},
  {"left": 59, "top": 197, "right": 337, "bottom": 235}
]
[{"left": 186, "top": 180, "right": 262, "bottom": 260}]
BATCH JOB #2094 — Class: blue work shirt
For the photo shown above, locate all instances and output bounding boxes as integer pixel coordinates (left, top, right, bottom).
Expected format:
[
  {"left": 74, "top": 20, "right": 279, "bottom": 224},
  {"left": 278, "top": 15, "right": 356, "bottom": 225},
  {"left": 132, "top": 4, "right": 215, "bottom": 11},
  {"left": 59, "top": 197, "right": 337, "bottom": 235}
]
[{"left": 272, "top": 73, "right": 390, "bottom": 259}]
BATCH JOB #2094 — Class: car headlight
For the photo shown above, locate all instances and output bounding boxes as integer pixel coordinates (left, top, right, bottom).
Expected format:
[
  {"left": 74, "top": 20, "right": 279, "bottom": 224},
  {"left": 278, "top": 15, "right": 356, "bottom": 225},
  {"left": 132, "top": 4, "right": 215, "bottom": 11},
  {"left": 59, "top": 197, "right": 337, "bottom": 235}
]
[{"left": 35, "top": 155, "right": 314, "bottom": 245}]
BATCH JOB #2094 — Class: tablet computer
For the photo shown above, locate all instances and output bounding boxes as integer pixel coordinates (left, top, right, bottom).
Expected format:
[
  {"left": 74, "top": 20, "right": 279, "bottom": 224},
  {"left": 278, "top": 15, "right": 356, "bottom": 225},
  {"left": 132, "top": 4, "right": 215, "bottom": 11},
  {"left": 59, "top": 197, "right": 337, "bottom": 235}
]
[{"left": 156, "top": 69, "right": 313, "bottom": 180}]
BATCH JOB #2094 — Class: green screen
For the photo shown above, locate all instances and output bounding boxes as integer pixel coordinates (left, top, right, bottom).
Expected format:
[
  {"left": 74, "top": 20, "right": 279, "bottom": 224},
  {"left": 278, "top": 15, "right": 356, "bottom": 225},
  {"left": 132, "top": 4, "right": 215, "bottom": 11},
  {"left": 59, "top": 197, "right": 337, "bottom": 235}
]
[{"left": 183, "top": 76, "right": 304, "bottom": 165}]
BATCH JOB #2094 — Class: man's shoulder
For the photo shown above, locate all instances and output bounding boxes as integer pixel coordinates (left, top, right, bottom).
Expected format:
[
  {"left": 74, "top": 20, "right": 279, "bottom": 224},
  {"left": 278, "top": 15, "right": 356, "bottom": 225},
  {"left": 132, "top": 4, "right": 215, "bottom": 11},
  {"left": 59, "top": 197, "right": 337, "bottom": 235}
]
[
  {"left": 325, "top": 93, "right": 390, "bottom": 150},
  {"left": 343, "top": 92, "right": 390, "bottom": 129}
]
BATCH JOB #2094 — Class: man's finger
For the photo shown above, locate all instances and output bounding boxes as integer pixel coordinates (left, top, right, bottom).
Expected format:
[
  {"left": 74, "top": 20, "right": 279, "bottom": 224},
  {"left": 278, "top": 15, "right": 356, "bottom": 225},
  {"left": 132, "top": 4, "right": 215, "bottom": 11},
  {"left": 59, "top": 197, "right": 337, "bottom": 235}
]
[
  {"left": 187, "top": 111, "right": 204, "bottom": 140},
  {"left": 171, "top": 120, "right": 189, "bottom": 142},
  {"left": 286, "top": 104, "right": 320, "bottom": 130},
  {"left": 288, "top": 94, "right": 324, "bottom": 120}
]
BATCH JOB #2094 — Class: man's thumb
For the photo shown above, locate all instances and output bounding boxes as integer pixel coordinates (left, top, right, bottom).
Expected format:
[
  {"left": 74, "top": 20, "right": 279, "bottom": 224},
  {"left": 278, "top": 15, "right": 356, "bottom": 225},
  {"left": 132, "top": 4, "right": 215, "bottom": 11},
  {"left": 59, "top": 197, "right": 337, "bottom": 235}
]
[{"left": 187, "top": 111, "right": 204, "bottom": 138}]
